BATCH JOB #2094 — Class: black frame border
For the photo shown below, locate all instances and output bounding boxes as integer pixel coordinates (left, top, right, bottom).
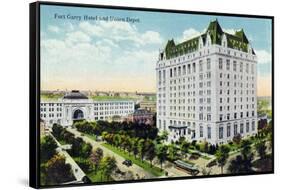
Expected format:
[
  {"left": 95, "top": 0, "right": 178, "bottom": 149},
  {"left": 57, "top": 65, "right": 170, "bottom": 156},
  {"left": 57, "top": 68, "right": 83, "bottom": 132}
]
[{"left": 29, "top": 1, "right": 274, "bottom": 189}]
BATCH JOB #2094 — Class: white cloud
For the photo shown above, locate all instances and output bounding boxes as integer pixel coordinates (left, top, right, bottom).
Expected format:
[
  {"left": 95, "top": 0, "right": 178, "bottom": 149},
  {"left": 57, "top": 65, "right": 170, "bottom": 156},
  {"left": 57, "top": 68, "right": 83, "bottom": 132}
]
[
  {"left": 222, "top": 28, "right": 236, "bottom": 35},
  {"left": 96, "top": 39, "right": 119, "bottom": 48},
  {"left": 141, "top": 31, "right": 163, "bottom": 44},
  {"left": 79, "top": 21, "right": 162, "bottom": 46},
  {"left": 48, "top": 25, "right": 60, "bottom": 33},
  {"left": 176, "top": 28, "right": 204, "bottom": 43},
  {"left": 256, "top": 50, "right": 272, "bottom": 64},
  {"left": 182, "top": 28, "right": 201, "bottom": 40},
  {"left": 65, "top": 31, "right": 91, "bottom": 44},
  {"left": 41, "top": 21, "right": 162, "bottom": 90}
]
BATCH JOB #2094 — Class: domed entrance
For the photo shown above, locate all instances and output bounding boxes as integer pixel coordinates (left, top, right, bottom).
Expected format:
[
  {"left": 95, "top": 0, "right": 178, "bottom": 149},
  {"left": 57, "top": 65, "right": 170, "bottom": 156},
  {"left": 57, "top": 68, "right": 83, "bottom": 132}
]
[{"left": 73, "top": 109, "right": 84, "bottom": 120}]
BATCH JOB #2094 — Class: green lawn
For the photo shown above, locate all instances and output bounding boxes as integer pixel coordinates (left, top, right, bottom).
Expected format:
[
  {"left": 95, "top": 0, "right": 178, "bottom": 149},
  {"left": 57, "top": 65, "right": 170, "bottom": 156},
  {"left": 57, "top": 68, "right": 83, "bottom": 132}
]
[
  {"left": 102, "top": 143, "right": 164, "bottom": 177},
  {"left": 84, "top": 134, "right": 97, "bottom": 141},
  {"left": 87, "top": 169, "right": 113, "bottom": 183}
]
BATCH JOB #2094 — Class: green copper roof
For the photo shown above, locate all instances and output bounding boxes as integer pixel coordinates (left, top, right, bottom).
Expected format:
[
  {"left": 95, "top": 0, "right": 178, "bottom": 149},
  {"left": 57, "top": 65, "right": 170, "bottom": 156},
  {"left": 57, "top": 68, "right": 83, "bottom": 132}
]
[{"left": 164, "top": 19, "right": 253, "bottom": 59}]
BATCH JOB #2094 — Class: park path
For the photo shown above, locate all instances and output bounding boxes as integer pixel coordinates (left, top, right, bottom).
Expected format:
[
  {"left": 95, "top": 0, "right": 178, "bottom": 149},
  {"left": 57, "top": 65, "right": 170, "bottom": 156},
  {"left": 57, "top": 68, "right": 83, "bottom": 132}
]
[{"left": 66, "top": 127, "right": 156, "bottom": 180}]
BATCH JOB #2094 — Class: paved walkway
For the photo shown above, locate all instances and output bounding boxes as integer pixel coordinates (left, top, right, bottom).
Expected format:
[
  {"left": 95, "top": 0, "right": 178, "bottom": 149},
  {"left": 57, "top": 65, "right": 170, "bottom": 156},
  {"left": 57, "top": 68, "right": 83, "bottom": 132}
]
[{"left": 66, "top": 128, "right": 155, "bottom": 180}]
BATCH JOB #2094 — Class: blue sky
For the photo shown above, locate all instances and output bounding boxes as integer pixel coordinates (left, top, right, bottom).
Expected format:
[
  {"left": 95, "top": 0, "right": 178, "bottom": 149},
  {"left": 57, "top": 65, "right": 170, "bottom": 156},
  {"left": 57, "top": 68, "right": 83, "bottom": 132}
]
[{"left": 40, "top": 5, "right": 272, "bottom": 96}]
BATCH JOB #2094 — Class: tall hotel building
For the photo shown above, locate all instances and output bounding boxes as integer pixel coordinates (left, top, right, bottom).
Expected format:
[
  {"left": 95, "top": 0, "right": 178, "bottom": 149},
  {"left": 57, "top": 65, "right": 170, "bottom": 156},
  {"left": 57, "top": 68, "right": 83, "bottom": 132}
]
[{"left": 156, "top": 20, "right": 257, "bottom": 144}]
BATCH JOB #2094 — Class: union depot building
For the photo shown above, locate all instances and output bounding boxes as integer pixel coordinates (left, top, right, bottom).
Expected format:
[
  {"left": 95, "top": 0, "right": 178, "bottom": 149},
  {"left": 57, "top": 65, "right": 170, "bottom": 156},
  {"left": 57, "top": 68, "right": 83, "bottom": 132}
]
[
  {"left": 40, "top": 90, "right": 135, "bottom": 127},
  {"left": 156, "top": 20, "right": 258, "bottom": 144}
]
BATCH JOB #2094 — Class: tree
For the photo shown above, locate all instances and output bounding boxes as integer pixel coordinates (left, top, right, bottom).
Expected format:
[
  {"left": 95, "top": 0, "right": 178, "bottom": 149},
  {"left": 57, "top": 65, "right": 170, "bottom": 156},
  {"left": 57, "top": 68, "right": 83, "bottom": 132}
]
[
  {"left": 158, "top": 130, "right": 169, "bottom": 143},
  {"left": 228, "top": 155, "right": 245, "bottom": 174},
  {"left": 232, "top": 134, "right": 242, "bottom": 145},
  {"left": 167, "top": 144, "right": 180, "bottom": 161},
  {"left": 52, "top": 124, "right": 64, "bottom": 139},
  {"left": 45, "top": 154, "right": 75, "bottom": 185},
  {"left": 70, "top": 137, "right": 84, "bottom": 157},
  {"left": 90, "top": 147, "right": 104, "bottom": 173},
  {"left": 156, "top": 145, "right": 168, "bottom": 170},
  {"left": 215, "top": 145, "right": 230, "bottom": 174},
  {"left": 113, "top": 134, "right": 122, "bottom": 148},
  {"left": 228, "top": 140, "right": 254, "bottom": 174},
  {"left": 178, "top": 136, "right": 186, "bottom": 145},
  {"left": 126, "top": 138, "right": 134, "bottom": 156},
  {"left": 137, "top": 139, "right": 146, "bottom": 161},
  {"left": 240, "top": 139, "right": 252, "bottom": 158},
  {"left": 101, "top": 156, "right": 117, "bottom": 180},
  {"left": 101, "top": 131, "right": 108, "bottom": 141},
  {"left": 132, "top": 138, "right": 139, "bottom": 159},
  {"left": 81, "top": 142, "right": 93, "bottom": 158},
  {"left": 145, "top": 139, "right": 156, "bottom": 167},
  {"left": 199, "top": 141, "right": 209, "bottom": 153},
  {"left": 255, "top": 140, "right": 267, "bottom": 160},
  {"left": 40, "top": 136, "right": 58, "bottom": 163},
  {"left": 180, "top": 140, "right": 190, "bottom": 157}
]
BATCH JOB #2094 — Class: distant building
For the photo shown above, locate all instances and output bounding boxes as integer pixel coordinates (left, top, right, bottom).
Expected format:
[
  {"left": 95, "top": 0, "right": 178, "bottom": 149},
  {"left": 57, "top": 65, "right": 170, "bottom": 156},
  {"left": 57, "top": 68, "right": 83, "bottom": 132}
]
[
  {"left": 156, "top": 20, "right": 257, "bottom": 144},
  {"left": 139, "top": 101, "right": 157, "bottom": 113},
  {"left": 127, "top": 108, "right": 154, "bottom": 125},
  {"left": 40, "top": 90, "right": 135, "bottom": 127}
]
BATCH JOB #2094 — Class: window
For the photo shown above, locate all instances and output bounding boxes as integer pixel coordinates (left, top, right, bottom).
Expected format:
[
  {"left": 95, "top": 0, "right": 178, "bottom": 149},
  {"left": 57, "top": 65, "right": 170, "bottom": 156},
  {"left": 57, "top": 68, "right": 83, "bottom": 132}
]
[
  {"left": 240, "top": 123, "right": 244, "bottom": 134},
  {"left": 227, "top": 123, "right": 231, "bottom": 137},
  {"left": 199, "top": 113, "right": 203, "bottom": 120},
  {"left": 193, "top": 62, "right": 196, "bottom": 73},
  {"left": 207, "top": 114, "right": 211, "bottom": 121},
  {"left": 219, "top": 114, "right": 223, "bottom": 121},
  {"left": 240, "top": 62, "right": 243, "bottom": 72},
  {"left": 219, "top": 126, "right": 224, "bottom": 139},
  {"left": 246, "top": 122, "right": 250, "bottom": 133},
  {"left": 252, "top": 121, "right": 255, "bottom": 131},
  {"left": 219, "top": 58, "right": 223, "bottom": 69},
  {"left": 234, "top": 123, "right": 238, "bottom": 135},
  {"left": 207, "top": 126, "right": 211, "bottom": 139},
  {"left": 199, "top": 60, "right": 203, "bottom": 71},
  {"left": 233, "top": 61, "right": 237, "bottom": 71},
  {"left": 200, "top": 125, "right": 203, "bottom": 137},
  {"left": 207, "top": 58, "right": 211, "bottom": 70},
  {"left": 226, "top": 59, "right": 230, "bottom": 70},
  {"left": 170, "top": 68, "right": 172, "bottom": 77}
]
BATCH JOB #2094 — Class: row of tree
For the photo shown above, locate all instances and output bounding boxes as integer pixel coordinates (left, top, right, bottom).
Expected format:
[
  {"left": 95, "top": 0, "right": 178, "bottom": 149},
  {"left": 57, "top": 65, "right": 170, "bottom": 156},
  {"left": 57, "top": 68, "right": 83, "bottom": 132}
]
[
  {"left": 74, "top": 120, "right": 158, "bottom": 140},
  {"left": 101, "top": 131, "right": 183, "bottom": 169}
]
